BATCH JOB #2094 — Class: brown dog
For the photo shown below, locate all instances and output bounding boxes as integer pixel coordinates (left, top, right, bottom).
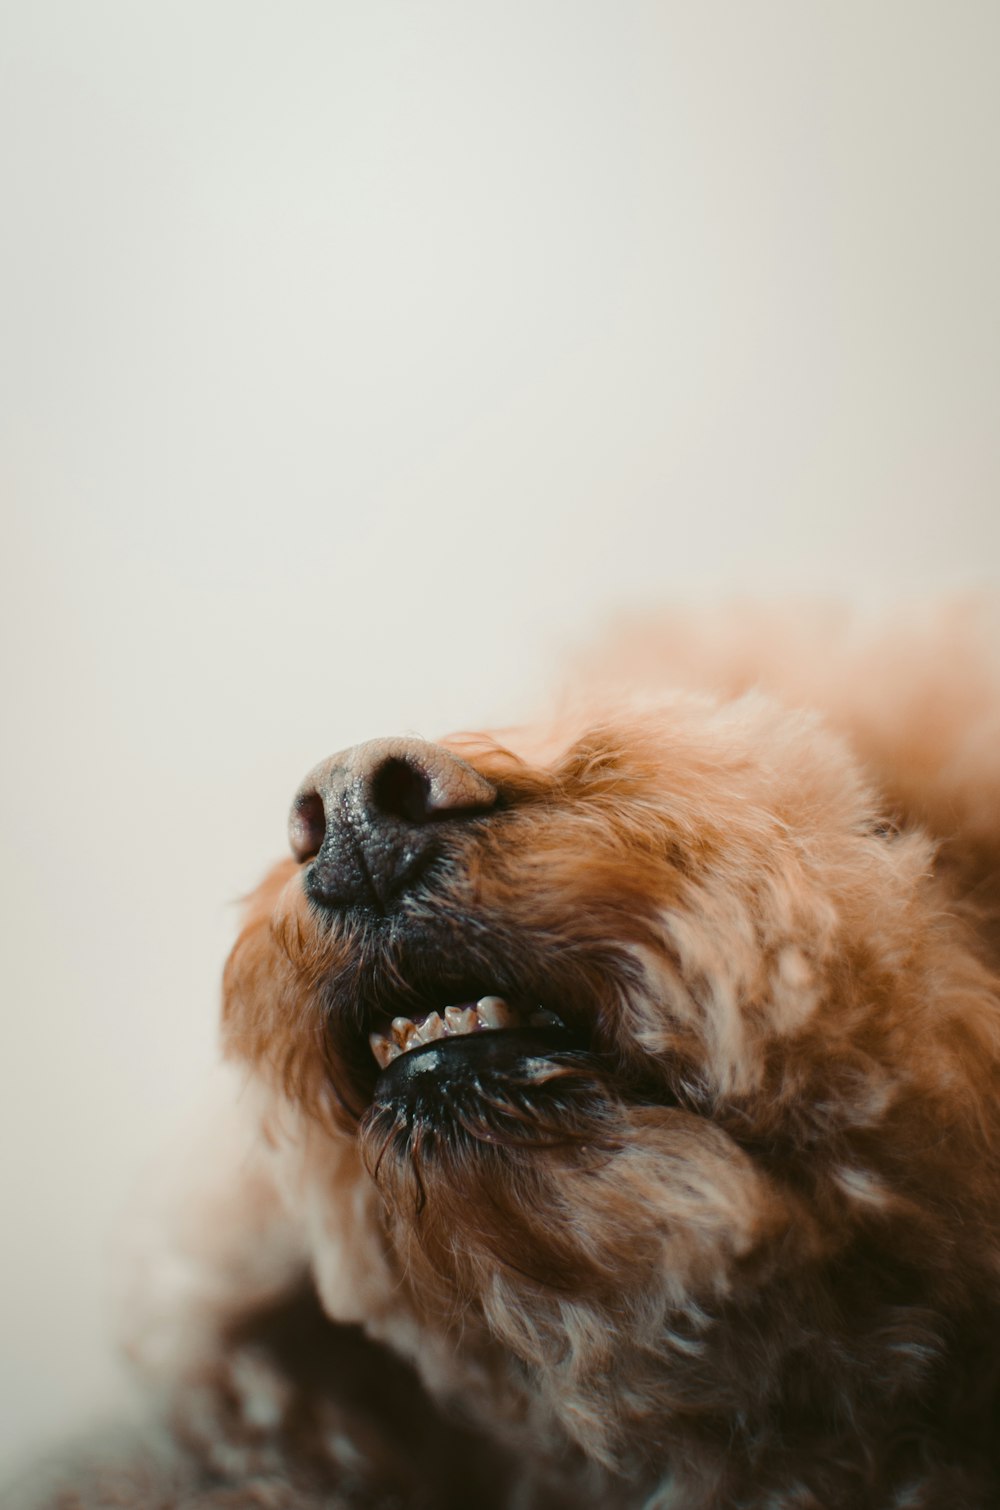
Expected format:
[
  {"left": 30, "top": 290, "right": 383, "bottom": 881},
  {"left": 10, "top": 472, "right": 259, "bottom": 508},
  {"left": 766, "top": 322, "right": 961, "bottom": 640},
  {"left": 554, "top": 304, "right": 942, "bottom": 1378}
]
[{"left": 100, "top": 604, "right": 1000, "bottom": 1509}]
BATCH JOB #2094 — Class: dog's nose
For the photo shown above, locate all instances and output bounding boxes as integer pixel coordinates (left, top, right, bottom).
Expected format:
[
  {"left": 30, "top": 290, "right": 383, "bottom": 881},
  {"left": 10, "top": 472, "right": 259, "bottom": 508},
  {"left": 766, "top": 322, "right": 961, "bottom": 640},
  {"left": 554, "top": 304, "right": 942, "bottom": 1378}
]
[{"left": 289, "top": 737, "right": 498, "bottom": 911}]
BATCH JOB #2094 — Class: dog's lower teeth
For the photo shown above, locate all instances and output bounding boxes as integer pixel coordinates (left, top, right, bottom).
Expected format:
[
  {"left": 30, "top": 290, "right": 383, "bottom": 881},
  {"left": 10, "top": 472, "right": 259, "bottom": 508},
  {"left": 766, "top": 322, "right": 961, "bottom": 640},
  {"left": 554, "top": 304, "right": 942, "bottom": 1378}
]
[
  {"left": 445, "top": 1005, "right": 478, "bottom": 1035},
  {"left": 369, "top": 996, "right": 563, "bottom": 1069},
  {"left": 476, "top": 995, "right": 516, "bottom": 1029},
  {"left": 391, "top": 1017, "right": 416, "bottom": 1049},
  {"left": 369, "top": 1032, "right": 402, "bottom": 1069},
  {"left": 412, "top": 1012, "right": 447, "bottom": 1046}
]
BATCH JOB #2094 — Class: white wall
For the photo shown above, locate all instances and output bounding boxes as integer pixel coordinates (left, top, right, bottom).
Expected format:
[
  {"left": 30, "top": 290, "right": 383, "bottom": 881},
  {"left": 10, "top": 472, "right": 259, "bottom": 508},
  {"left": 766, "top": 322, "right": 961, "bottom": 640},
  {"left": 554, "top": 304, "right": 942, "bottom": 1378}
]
[{"left": 1, "top": 0, "right": 998, "bottom": 1477}]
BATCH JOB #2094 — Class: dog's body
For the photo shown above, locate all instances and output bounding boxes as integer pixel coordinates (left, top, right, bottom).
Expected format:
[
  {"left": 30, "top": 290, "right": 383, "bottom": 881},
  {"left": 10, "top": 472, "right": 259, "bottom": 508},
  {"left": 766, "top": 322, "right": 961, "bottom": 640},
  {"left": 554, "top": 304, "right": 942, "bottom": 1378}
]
[{"left": 28, "top": 604, "right": 1000, "bottom": 1510}]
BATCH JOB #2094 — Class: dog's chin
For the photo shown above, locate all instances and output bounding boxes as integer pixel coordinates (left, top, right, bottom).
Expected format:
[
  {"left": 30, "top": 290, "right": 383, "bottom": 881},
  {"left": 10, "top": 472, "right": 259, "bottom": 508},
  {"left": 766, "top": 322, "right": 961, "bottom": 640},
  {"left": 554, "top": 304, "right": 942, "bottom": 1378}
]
[{"left": 357, "top": 1041, "right": 640, "bottom": 1306}]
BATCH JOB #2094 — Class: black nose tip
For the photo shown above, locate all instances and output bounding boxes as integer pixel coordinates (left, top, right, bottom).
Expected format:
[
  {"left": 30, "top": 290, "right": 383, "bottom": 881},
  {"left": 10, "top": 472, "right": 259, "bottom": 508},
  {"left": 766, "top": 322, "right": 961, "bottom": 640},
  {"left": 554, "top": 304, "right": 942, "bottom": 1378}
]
[{"left": 290, "top": 737, "right": 498, "bottom": 911}]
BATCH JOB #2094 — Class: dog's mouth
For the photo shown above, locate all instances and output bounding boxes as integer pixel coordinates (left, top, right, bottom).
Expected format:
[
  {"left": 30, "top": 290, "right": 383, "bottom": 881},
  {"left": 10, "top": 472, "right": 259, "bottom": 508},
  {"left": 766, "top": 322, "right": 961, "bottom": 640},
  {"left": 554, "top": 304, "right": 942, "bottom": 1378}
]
[
  {"left": 369, "top": 993, "right": 586, "bottom": 1099},
  {"left": 345, "top": 971, "right": 600, "bottom": 1136},
  {"left": 368, "top": 995, "right": 570, "bottom": 1071},
  {"left": 359, "top": 984, "right": 607, "bottom": 1160},
  {"left": 317, "top": 892, "right": 610, "bottom": 1127}
]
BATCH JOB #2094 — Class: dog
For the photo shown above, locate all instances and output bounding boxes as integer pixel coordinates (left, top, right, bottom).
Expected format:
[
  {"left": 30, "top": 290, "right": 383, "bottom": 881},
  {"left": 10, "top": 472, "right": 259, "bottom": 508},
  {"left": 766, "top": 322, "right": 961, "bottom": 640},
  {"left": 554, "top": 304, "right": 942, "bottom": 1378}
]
[{"left": 23, "top": 604, "right": 1000, "bottom": 1509}]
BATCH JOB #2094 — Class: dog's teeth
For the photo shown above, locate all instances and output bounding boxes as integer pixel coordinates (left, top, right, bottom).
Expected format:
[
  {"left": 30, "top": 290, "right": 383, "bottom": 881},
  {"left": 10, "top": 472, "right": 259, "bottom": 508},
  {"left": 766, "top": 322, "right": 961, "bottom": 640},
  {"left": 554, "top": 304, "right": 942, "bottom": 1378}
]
[
  {"left": 529, "top": 1008, "right": 564, "bottom": 1028},
  {"left": 476, "top": 996, "right": 516, "bottom": 1030},
  {"left": 391, "top": 1016, "right": 416, "bottom": 1049},
  {"left": 444, "top": 1005, "right": 478, "bottom": 1036},
  {"left": 411, "top": 1011, "right": 446, "bottom": 1046},
  {"left": 369, "top": 1032, "right": 401, "bottom": 1069},
  {"left": 372, "top": 1001, "right": 562, "bottom": 1063}
]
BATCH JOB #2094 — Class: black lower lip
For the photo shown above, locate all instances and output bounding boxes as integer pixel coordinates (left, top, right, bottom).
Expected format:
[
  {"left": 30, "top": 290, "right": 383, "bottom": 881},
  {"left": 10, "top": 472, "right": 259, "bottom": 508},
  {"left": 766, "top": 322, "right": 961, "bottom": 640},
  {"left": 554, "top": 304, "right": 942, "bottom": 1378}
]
[{"left": 373, "top": 1025, "right": 583, "bottom": 1101}]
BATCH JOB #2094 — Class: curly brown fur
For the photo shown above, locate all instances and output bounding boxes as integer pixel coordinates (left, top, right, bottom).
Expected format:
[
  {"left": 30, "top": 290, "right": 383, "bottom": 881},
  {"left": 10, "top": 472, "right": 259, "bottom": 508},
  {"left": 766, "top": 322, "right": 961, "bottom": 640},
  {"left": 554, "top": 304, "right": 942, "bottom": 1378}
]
[{"left": 42, "top": 604, "right": 1000, "bottom": 1510}]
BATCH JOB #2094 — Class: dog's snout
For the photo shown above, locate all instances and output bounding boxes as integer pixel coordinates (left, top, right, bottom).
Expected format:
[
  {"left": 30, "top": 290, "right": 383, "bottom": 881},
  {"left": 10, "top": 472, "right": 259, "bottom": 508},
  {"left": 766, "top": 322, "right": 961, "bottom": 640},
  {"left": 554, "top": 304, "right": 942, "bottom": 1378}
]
[{"left": 289, "top": 737, "right": 498, "bottom": 910}]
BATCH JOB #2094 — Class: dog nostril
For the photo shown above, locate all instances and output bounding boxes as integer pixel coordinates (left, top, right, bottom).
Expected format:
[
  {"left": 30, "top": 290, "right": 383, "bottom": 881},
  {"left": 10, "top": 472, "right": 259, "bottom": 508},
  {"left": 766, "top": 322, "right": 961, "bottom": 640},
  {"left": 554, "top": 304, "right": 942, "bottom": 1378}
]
[
  {"left": 370, "top": 757, "right": 434, "bottom": 825},
  {"left": 289, "top": 791, "right": 326, "bottom": 862}
]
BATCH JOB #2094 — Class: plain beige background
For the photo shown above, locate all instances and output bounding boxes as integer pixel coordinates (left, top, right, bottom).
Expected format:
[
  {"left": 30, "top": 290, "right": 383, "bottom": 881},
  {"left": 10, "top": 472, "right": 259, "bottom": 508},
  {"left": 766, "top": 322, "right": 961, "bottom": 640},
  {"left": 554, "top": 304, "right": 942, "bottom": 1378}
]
[{"left": 1, "top": 0, "right": 998, "bottom": 1480}]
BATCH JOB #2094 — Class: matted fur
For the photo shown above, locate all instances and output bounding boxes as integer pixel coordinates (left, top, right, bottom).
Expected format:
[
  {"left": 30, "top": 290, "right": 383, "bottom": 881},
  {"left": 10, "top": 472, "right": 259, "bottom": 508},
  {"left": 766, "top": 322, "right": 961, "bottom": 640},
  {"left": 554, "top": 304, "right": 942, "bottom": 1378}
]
[{"left": 42, "top": 604, "right": 1000, "bottom": 1510}]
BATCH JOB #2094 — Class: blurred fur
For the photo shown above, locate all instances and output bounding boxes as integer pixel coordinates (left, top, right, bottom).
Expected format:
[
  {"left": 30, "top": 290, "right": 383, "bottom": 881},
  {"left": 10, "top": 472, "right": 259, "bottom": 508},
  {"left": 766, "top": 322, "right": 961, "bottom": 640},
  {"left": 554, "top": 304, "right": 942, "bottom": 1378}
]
[{"left": 17, "top": 602, "right": 1000, "bottom": 1510}]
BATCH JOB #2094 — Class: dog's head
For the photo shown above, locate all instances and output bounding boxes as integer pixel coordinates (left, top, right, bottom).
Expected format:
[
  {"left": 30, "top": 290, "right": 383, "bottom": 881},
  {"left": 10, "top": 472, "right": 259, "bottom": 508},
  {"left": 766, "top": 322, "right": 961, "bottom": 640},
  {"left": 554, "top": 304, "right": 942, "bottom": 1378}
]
[{"left": 222, "top": 695, "right": 1000, "bottom": 1486}]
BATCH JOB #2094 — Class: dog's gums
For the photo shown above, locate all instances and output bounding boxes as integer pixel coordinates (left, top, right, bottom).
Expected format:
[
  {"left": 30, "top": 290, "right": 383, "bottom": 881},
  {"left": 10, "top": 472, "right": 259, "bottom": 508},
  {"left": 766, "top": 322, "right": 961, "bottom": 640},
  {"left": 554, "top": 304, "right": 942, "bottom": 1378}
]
[{"left": 90, "top": 605, "right": 1000, "bottom": 1510}]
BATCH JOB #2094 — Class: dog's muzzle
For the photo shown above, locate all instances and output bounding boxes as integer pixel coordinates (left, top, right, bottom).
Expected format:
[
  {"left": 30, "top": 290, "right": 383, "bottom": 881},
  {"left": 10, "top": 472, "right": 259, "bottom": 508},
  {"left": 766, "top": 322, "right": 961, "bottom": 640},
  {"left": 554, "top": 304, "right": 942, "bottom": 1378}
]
[{"left": 287, "top": 736, "right": 586, "bottom": 1115}]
